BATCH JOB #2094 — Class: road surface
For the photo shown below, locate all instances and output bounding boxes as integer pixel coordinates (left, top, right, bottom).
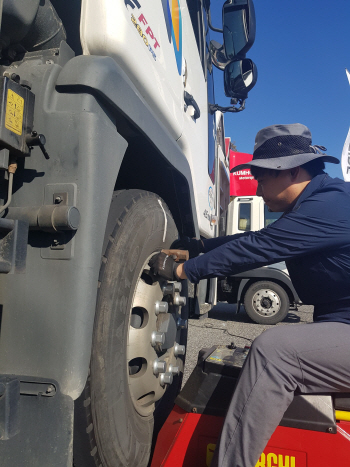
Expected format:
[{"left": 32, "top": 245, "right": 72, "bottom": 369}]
[{"left": 183, "top": 303, "right": 314, "bottom": 386}]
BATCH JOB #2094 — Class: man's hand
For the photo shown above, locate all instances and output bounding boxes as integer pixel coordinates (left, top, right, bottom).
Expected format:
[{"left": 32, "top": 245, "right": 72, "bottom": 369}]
[
  {"left": 149, "top": 252, "right": 180, "bottom": 281},
  {"left": 171, "top": 236, "right": 204, "bottom": 259}
]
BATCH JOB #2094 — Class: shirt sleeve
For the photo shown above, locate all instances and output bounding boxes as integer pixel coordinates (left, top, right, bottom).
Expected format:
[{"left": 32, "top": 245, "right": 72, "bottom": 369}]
[
  {"left": 202, "top": 231, "right": 250, "bottom": 252},
  {"left": 184, "top": 194, "right": 350, "bottom": 283}
]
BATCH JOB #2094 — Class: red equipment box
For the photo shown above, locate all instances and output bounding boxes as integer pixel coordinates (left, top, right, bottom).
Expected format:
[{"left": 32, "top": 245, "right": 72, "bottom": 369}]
[{"left": 151, "top": 345, "right": 350, "bottom": 467}]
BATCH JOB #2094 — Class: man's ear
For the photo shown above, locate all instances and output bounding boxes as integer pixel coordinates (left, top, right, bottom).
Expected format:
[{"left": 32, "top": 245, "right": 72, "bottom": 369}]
[{"left": 290, "top": 166, "right": 300, "bottom": 180}]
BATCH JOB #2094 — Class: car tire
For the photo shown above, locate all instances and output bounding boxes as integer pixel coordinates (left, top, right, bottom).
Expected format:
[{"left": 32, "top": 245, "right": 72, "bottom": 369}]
[
  {"left": 244, "top": 281, "right": 289, "bottom": 325},
  {"left": 73, "top": 190, "right": 188, "bottom": 467}
]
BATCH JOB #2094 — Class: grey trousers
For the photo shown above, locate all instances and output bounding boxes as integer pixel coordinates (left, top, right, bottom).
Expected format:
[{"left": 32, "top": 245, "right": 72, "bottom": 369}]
[{"left": 211, "top": 322, "right": 350, "bottom": 467}]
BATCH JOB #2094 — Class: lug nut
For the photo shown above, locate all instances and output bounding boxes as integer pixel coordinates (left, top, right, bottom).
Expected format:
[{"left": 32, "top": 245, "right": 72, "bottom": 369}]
[
  {"left": 160, "top": 372, "right": 173, "bottom": 386},
  {"left": 155, "top": 301, "right": 168, "bottom": 315},
  {"left": 151, "top": 331, "right": 165, "bottom": 348},
  {"left": 174, "top": 282, "right": 182, "bottom": 293},
  {"left": 162, "top": 283, "right": 175, "bottom": 295},
  {"left": 174, "top": 295, "right": 186, "bottom": 306},
  {"left": 169, "top": 365, "right": 180, "bottom": 375},
  {"left": 153, "top": 359, "right": 166, "bottom": 375},
  {"left": 174, "top": 343, "right": 186, "bottom": 356},
  {"left": 177, "top": 318, "right": 188, "bottom": 329}
]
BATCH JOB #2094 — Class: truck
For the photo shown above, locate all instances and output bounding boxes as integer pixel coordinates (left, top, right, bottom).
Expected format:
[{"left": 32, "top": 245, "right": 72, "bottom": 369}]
[
  {"left": 0, "top": 0, "right": 257, "bottom": 466},
  {"left": 217, "top": 194, "right": 302, "bottom": 324}
]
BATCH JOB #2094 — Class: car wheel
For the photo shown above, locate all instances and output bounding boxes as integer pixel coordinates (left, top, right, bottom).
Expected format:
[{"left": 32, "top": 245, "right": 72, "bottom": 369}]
[{"left": 244, "top": 281, "right": 289, "bottom": 325}]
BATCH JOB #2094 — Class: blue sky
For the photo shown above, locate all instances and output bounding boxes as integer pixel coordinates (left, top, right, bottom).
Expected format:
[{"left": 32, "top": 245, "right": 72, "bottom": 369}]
[{"left": 210, "top": 0, "right": 350, "bottom": 179}]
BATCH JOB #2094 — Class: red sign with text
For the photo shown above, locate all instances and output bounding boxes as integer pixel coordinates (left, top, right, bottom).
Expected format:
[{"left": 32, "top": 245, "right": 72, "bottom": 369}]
[{"left": 230, "top": 151, "right": 258, "bottom": 196}]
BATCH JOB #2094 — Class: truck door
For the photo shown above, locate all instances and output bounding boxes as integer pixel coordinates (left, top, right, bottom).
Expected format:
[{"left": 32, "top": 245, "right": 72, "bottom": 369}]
[
  {"left": 178, "top": 0, "right": 218, "bottom": 238},
  {"left": 226, "top": 197, "right": 253, "bottom": 235},
  {"left": 227, "top": 197, "right": 283, "bottom": 235},
  {"left": 208, "top": 112, "right": 230, "bottom": 306}
]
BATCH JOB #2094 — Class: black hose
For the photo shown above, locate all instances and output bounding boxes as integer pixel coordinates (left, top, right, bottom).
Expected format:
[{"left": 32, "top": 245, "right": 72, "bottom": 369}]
[{"left": 21, "top": 0, "right": 66, "bottom": 51}]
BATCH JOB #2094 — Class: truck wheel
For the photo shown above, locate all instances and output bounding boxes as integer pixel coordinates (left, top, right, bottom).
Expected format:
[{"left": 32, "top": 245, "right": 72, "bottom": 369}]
[
  {"left": 73, "top": 190, "right": 188, "bottom": 467},
  {"left": 243, "top": 281, "right": 289, "bottom": 325}
]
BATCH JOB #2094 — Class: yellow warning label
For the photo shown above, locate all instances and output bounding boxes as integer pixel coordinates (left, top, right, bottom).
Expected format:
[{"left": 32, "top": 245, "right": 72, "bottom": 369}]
[
  {"left": 5, "top": 89, "right": 24, "bottom": 135},
  {"left": 206, "top": 443, "right": 216, "bottom": 466},
  {"left": 255, "top": 452, "right": 296, "bottom": 467},
  {"left": 206, "top": 446, "right": 300, "bottom": 467}
]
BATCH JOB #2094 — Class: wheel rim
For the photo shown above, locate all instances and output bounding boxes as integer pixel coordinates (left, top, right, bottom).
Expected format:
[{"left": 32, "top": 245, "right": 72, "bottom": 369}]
[
  {"left": 127, "top": 258, "right": 185, "bottom": 417},
  {"left": 251, "top": 288, "right": 281, "bottom": 318}
]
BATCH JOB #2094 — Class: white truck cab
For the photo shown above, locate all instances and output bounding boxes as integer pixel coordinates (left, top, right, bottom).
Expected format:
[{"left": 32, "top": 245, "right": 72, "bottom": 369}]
[
  {"left": 227, "top": 195, "right": 282, "bottom": 233},
  {"left": 219, "top": 196, "right": 301, "bottom": 324}
]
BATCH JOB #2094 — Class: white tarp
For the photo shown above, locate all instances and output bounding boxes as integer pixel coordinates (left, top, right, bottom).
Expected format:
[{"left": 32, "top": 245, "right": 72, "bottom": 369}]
[
  {"left": 341, "top": 69, "right": 350, "bottom": 181},
  {"left": 346, "top": 68, "right": 350, "bottom": 85},
  {"left": 341, "top": 127, "right": 350, "bottom": 181}
]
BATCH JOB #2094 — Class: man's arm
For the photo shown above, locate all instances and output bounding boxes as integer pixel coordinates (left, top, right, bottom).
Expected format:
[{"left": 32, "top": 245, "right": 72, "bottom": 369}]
[
  {"left": 183, "top": 202, "right": 350, "bottom": 283},
  {"left": 202, "top": 231, "right": 250, "bottom": 252},
  {"left": 174, "top": 232, "right": 250, "bottom": 279},
  {"left": 176, "top": 262, "right": 187, "bottom": 279}
]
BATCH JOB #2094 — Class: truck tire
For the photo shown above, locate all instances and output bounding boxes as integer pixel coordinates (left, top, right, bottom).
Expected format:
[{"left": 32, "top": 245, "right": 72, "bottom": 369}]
[
  {"left": 243, "top": 281, "right": 289, "bottom": 325},
  {"left": 73, "top": 190, "right": 187, "bottom": 467}
]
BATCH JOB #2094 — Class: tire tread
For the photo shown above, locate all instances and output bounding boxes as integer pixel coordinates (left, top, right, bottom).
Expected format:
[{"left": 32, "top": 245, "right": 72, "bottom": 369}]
[{"left": 74, "top": 189, "right": 183, "bottom": 467}]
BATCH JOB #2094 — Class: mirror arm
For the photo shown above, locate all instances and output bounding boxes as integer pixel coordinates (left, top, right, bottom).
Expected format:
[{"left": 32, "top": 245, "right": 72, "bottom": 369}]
[
  {"left": 207, "top": 9, "right": 223, "bottom": 33},
  {"left": 209, "top": 99, "right": 246, "bottom": 114}
]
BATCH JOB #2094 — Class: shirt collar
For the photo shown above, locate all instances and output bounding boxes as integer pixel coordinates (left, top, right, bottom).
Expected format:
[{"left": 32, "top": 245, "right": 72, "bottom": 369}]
[{"left": 292, "top": 172, "right": 328, "bottom": 212}]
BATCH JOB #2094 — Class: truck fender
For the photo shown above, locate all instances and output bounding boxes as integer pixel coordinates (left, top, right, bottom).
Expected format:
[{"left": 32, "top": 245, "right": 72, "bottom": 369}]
[
  {"left": 56, "top": 55, "right": 199, "bottom": 238},
  {"left": 235, "top": 267, "right": 301, "bottom": 304},
  {"left": 237, "top": 278, "right": 250, "bottom": 305}
]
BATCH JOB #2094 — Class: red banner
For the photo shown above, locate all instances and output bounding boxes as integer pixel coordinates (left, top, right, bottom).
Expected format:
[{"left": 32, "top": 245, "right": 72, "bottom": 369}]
[{"left": 230, "top": 151, "right": 258, "bottom": 196}]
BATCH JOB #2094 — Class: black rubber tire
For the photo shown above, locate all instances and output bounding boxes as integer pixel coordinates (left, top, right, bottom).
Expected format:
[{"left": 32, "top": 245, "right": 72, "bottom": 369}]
[
  {"left": 243, "top": 281, "right": 290, "bottom": 325},
  {"left": 73, "top": 190, "right": 187, "bottom": 467}
]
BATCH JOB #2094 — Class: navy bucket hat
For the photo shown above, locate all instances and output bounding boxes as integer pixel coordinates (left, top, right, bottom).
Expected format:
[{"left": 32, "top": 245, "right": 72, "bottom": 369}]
[{"left": 230, "top": 123, "right": 340, "bottom": 173}]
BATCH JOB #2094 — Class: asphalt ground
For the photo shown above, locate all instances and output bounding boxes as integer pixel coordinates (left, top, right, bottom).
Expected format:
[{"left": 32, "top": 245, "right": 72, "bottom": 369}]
[{"left": 182, "top": 303, "right": 314, "bottom": 386}]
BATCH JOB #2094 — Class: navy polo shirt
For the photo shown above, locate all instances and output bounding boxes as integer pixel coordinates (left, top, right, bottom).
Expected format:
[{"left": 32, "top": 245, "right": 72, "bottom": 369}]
[{"left": 184, "top": 173, "right": 350, "bottom": 324}]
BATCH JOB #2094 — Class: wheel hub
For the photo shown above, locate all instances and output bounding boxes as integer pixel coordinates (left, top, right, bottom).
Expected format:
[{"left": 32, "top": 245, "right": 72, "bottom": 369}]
[
  {"left": 252, "top": 288, "right": 281, "bottom": 317},
  {"left": 127, "top": 261, "right": 186, "bottom": 417},
  {"left": 261, "top": 297, "right": 272, "bottom": 309}
]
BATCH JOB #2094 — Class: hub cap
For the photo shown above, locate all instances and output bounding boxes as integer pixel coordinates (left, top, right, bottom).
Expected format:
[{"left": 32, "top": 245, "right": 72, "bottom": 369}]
[
  {"left": 251, "top": 288, "right": 281, "bottom": 317},
  {"left": 127, "top": 261, "right": 185, "bottom": 417}
]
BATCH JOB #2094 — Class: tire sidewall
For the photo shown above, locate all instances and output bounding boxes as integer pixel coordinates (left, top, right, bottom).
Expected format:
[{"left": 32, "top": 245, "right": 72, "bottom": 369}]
[{"left": 90, "top": 192, "right": 179, "bottom": 466}]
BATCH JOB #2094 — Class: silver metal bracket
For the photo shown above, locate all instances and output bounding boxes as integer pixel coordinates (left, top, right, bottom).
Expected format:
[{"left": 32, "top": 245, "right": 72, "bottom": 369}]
[{"left": 41, "top": 183, "right": 78, "bottom": 260}]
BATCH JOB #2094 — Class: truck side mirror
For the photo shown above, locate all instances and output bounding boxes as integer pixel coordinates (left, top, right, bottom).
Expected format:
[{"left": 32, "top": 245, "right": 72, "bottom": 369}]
[
  {"left": 222, "top": 0, "right": 256, "bottom": 60},
  {"left": 224, "top": 58, "right": 257, "bottom": 99}
]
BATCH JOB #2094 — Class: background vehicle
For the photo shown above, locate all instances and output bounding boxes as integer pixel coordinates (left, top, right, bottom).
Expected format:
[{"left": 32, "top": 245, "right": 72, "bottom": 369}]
[
  {"left": 218, "top": 194, "right": 302, "bottom": 325},
  {"left": 0, "top": 0, "right": 257, "bottom": 466}
]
